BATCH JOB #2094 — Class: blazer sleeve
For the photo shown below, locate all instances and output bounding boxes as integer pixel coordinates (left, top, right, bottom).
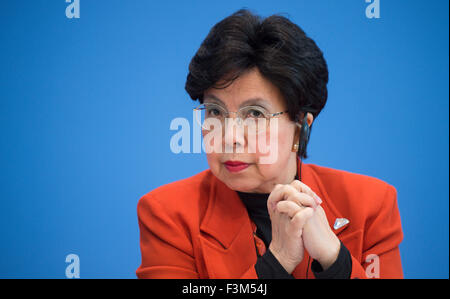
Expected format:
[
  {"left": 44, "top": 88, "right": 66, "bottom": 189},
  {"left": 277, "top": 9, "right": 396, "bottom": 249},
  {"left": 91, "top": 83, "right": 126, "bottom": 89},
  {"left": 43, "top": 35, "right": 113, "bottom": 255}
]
[
  {"left": 136, "top": 194, "right": 199, "bottom": 279},
  {"left": 350, "top": 184, "right": 404, "bottom": 279}
]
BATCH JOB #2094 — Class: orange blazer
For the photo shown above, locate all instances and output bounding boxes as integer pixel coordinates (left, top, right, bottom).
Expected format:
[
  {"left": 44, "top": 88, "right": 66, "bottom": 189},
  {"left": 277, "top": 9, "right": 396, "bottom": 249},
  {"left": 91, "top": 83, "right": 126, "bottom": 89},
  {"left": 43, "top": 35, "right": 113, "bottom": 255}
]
[{"left": 136, "top": 161, "right": 403, "bottom": 279}]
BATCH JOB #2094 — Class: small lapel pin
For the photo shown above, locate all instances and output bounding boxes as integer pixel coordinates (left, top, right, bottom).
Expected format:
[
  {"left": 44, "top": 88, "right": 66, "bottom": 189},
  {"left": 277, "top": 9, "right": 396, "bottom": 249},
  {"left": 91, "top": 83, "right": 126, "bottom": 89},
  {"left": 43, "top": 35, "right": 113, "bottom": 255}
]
[{"left": 333, "top": 218, "right": 350, "bottom": 230}]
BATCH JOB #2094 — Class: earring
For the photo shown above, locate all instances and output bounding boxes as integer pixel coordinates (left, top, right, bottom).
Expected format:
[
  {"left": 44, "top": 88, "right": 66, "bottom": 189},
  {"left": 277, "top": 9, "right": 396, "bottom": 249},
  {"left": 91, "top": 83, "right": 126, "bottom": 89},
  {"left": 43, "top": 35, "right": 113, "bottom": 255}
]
[{"left": 292, "top": 143, "right": 299, "bottom": 152}]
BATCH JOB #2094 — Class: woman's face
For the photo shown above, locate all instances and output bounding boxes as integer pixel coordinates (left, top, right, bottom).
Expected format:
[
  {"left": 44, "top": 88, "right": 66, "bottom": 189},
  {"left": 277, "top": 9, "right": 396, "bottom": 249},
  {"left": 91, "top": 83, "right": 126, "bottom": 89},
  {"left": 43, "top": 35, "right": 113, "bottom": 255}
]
[{"left": 203, "top": 67, "right": 310, "bottom": 193}]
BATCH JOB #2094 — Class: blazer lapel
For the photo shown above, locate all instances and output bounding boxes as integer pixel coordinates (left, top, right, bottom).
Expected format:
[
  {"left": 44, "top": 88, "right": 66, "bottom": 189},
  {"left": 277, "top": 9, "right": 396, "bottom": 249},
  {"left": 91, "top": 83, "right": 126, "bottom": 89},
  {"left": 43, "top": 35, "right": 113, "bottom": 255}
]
[{"left": 199, "top": 176, "right": 257, "bottom": 278}]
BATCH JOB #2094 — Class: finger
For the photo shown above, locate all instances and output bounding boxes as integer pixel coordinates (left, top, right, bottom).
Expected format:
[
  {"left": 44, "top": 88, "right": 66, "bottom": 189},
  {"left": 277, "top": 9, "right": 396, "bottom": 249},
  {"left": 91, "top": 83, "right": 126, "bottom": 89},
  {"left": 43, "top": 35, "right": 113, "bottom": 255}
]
[
  {"left": 290, "top": 180, "right": 322, "bottom": 205},
  {"left": 267, "top": 184, "right": 297, "bottom": 214},
  {"left": 268, "top": 183, "right": 318, "bottom": 215},
  {"left": 267, "top": 184, "right": 284, "bottom": 216},
  {"left": 289, "top": 207, "right": 315, "bottom": 236},
  {"left": 276, "top": 200, "right": 304, "bottom": 218},
  {"left": 285, "top": 191, "right": 317, "bottom": 210},
  {"left": 271, "top": 184, "right": 317, "bottom": 209}
]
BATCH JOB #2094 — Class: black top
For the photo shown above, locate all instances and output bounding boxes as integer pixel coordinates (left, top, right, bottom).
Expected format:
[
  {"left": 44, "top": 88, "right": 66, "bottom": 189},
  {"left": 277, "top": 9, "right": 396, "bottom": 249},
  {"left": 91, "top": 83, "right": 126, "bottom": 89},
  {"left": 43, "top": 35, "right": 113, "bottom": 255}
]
[{"left": 237, "top": 190, "right": 352, "bottom": 279}]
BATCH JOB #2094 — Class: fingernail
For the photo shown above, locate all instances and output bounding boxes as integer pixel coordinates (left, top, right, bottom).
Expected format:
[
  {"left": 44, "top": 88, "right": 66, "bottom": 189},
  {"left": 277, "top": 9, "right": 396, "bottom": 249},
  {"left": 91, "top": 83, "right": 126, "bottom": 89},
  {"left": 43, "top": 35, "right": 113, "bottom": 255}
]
[{"left": 314, "top": 194, "right": 322, "bottom": 205}]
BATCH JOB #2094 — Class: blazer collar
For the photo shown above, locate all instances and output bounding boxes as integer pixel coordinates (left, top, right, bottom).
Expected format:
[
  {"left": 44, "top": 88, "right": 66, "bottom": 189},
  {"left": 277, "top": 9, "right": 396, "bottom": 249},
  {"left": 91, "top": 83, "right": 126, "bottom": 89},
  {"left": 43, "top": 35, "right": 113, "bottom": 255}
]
[{"left": 200, "top": 158, "right": 349, "bottom": 250}]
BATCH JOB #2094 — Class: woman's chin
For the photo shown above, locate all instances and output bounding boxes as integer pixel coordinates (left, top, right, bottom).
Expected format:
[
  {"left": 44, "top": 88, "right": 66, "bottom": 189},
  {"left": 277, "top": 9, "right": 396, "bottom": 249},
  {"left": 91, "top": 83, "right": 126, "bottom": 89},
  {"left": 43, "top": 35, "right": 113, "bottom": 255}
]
[
  {"left": 210, "top": 164, "right": 266, "bottom": 193},
  {"left": 220, "top": 176, "right": 261, "bottom": 193}
]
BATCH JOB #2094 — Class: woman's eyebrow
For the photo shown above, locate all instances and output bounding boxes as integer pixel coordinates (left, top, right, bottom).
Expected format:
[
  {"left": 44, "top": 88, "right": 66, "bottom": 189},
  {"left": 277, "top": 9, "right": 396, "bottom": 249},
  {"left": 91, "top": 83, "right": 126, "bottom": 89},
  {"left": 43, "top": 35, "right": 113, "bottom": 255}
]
[
  {"left": 203, "top": 94, "right": 225, "bottom": 105},
  {"left": 203, "top": 95, "right": 271, "bottom": 109},
  {"left": 240, "top": 98, "right": 271, "bottom": 109}
]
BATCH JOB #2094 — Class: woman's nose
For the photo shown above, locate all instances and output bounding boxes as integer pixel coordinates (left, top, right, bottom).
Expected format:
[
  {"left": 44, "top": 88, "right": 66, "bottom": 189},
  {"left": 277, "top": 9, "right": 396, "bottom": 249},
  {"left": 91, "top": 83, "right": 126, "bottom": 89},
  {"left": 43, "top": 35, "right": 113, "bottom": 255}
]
[{"left": 223, "top": 117, "right": 246, "bottom": 153}]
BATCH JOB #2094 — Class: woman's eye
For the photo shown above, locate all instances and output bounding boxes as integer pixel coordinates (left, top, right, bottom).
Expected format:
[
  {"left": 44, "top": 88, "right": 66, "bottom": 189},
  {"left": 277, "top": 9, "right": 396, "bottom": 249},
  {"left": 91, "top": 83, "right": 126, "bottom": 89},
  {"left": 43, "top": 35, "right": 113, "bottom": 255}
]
[
  {"left": 247, "top": 109, "right": 264, "bottom": 118},
  {"left": 207, "top": 108, "right": 222, "bottom": 117}
]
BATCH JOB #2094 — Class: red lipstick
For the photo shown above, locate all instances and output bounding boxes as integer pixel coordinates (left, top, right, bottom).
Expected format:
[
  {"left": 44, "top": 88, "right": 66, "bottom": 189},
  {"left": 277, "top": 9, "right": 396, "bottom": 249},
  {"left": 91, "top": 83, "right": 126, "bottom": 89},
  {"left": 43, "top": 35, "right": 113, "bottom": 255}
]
[{"left": 224, "top": 161, "right": 250, "bottom": 173}]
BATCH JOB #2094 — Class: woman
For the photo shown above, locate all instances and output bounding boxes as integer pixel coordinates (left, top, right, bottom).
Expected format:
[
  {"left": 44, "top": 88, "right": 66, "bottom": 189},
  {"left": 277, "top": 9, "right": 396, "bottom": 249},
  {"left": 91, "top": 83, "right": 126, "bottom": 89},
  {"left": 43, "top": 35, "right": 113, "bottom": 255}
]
[{"left": 136, "top": 9, "right": 403, "bottom": 279}]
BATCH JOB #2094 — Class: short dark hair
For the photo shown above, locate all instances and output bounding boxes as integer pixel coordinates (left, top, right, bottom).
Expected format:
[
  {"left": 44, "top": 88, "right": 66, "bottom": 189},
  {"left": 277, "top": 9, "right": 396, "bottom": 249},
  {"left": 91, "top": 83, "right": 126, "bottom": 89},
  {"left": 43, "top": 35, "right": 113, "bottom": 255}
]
[{"left": 185, "top": 9, "right": 329, "bottom": 159}]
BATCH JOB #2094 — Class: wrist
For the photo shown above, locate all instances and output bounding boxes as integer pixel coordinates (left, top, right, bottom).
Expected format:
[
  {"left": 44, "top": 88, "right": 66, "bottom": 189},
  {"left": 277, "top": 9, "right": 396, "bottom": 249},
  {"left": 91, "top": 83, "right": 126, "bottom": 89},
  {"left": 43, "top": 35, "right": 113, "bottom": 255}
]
[
  {"left": 317, "top": 237, "right": 341, "bottom": 271},
  {"left": 268, "top": 245, "right": 297, "bottom": 274}
]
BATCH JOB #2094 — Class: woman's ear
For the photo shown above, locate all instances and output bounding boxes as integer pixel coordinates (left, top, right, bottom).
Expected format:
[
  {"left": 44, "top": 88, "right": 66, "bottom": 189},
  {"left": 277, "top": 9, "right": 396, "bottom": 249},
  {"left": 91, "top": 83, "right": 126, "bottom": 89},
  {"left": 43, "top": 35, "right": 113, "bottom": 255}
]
[
  {"left": 291, "top": 122, "right": 301, "bottom": 152},
  {"left": 292, "top": 112, "right": 314, "bottom": 152},
  {"left": 292, "top": 112, "right": 304, "bottom": 147}
]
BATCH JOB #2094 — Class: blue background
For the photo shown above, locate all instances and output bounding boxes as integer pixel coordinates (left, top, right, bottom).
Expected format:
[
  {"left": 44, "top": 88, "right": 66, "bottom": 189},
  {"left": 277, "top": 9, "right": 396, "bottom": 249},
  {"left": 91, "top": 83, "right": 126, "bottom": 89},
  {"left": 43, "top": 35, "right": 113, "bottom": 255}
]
[{"left": 0, "top": 0, "right": 448, "bottom": 278}]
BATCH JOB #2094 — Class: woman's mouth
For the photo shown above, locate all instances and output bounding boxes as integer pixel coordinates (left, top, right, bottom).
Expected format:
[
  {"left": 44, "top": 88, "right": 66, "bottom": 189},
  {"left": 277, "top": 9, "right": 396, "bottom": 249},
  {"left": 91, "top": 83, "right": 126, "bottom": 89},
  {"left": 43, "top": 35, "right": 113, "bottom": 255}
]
[{"left": 224, "top": 161, "right": 250, "bottom": 173}]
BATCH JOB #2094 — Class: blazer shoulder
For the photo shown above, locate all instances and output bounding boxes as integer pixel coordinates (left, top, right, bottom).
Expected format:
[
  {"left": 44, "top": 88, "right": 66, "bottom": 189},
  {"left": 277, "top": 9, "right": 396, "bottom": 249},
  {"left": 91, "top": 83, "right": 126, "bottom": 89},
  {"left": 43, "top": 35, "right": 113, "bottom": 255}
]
[
  {"left": 308, "top": 163, "right": 395, "bottom": 190},
  {"left": 137, "top": 169, "right": 214, "bottom": 215},
  {"left": 306, "top": 163, "right": 398, "bottom": 212}
]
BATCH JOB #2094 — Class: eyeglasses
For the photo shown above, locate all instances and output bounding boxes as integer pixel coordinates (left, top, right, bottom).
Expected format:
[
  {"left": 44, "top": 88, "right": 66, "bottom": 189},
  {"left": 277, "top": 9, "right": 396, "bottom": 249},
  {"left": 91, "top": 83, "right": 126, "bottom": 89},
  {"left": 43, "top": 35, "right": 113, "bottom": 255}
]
[{"left": 193, "top": 103, "right": 288, "bottom": 132}]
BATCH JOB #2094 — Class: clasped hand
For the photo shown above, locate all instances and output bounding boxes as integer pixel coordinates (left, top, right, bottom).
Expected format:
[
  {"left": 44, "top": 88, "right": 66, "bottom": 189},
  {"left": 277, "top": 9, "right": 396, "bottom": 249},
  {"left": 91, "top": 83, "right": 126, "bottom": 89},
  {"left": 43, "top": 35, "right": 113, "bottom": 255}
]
[{"left": 267, "top": 180, "right": 341, "bottom": 274}]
